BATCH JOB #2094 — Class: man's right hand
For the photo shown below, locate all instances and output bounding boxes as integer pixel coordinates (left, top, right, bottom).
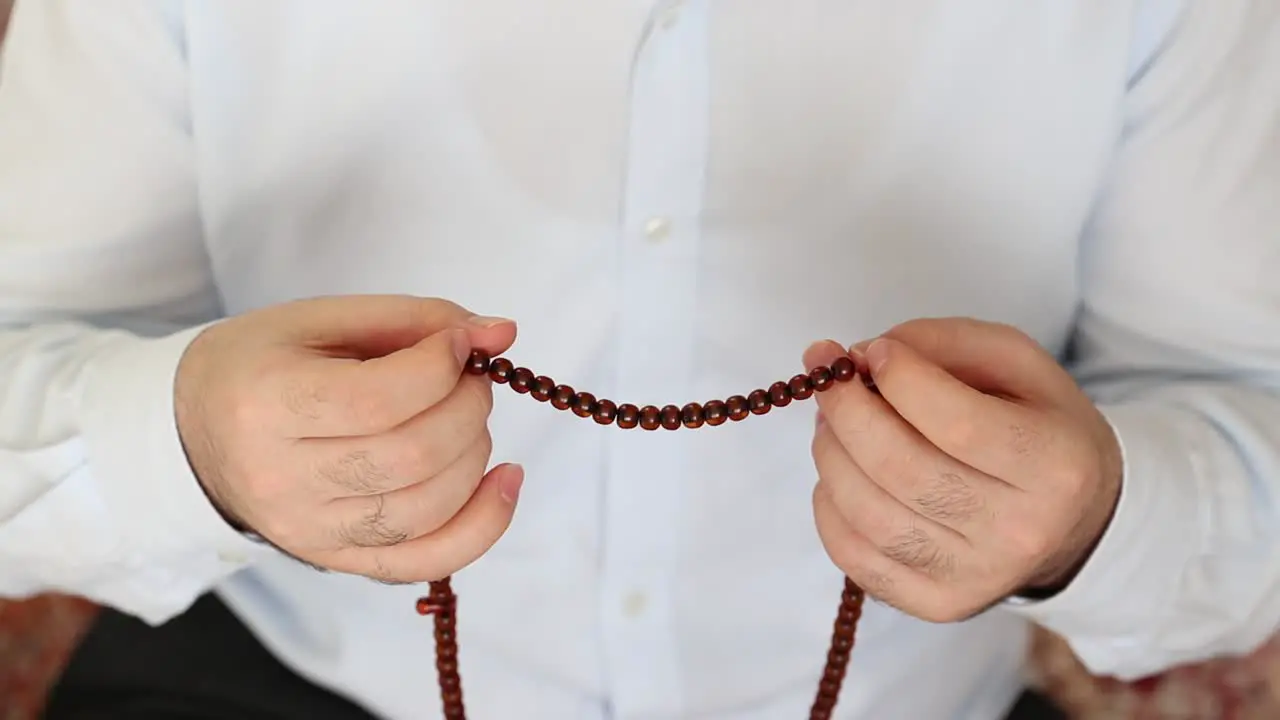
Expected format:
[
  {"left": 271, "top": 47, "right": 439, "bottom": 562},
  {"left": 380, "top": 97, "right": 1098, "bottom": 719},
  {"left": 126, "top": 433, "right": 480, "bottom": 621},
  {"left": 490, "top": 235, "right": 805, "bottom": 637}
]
[{"left": 173, "top": 294, "right": 522, "bottom": 584}]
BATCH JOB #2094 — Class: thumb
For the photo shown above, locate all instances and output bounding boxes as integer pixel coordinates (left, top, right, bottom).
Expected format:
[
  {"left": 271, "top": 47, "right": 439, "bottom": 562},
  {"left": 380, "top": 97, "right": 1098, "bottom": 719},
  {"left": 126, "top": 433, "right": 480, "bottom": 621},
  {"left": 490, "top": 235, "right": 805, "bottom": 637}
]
[
  {"left": 273, "top": 294, "right": 517, "bottom": 359},
  {"left": 866, "top": 317, "right": 1072, "bottom": 405}
]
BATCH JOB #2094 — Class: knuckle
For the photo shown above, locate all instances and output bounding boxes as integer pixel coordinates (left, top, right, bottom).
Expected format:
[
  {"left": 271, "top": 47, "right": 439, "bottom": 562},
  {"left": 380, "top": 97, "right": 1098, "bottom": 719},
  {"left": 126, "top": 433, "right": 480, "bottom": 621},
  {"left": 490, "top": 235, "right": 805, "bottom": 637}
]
[
  {"left": 229, "top": 460, "right": 286, "bottom": 513},
  {"left": 993, "top": 320, "right": 1033, "bottom": 344},
  {"left": 1004, "top": 521, "right": 1053, "bottom": 564},
  {"left": 452, "top": 380, "right": 495, "bottom": 439},
  {"left": 887, "top": 318, "right": 947, "bottom": 355},
  {"left": 847, "top": 565, "right": 896, "bottom": 602},
  {"left": 1006, "top": 421, "right": 1047, "bottom": 458},
  {"left": 913, "top": 470, "right": 984, "bottom": 523},
  {"left": 1055, "top": 434, "right": 1098, "bottom": 490},
  {"left": 941, "top": 417, "right": 979, "bottom": 454},
  {"left": 365, "top": 555, "right": 412, "bottom": 586},
  {"left": 463, "top": 375, "right": 495, "bottom": 416},
  {"left": 474, "top": 431, "right": 495, "bottom": 466},
  {"left": 886, "top": 317, "right": 932, "bottom": 340},
  {"left": 255, "top": 513, "right": 303, "bottom": 553},
  {"left": 319, "top": 450, "right": 390, "bottom": 495},
  {"left": 347, "top": 391, "right": 398, "bottom": 432},
  {"left": 228, "top": 384, "right": 275, "bottom": 430},
  {"left": 392, "top": 437, "right": 436, "bottom": 479},
  {"left": 874, "top": 446, "right": 915, "bottom": 486},
  {"left": 337, "top": 495, "right": 408, "bottom": 548},
  {"left": 276, "top": 376, "right": 323, "bottom": 422},
  {"left": 881, "top": 527, "right": 956, "bottom": 579},
  {"left": 913, "top": 593, "right": 970, "bottom": 624},
  {"left": 414, "top": 296, "right": 467, "bottom": 327},
  {"left": 829, "top": 393, "right": 874, "bottom": 437},
  {"left": 810, "top": 426, "right": 839, "bottom": 469}
]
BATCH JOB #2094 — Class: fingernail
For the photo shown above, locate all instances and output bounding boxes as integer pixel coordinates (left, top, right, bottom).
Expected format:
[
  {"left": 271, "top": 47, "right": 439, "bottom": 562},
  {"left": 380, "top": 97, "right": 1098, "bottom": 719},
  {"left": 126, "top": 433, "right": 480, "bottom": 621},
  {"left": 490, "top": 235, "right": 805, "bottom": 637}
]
[
  {"left": 866, "top": 338, "right": 890, "bottom": 375},
  {"left": 499, "top": 464, "right": 524, "bottom": 503},
  {"left": 803, "top": 339, "right": 846, "bottom": 371},
  {"left": 450, "top": 329, "right": 471, "bottom": 367},
  {"left": 468, "top": 315, "right": 512, "bottom": 328}
]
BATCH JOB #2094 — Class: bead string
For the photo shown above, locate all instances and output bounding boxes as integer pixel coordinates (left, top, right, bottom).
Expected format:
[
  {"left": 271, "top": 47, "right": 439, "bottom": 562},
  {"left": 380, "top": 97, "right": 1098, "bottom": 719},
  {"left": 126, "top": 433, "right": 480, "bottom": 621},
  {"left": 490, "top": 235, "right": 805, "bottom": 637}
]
[{"left": 416, "top": 349, "right": 868, "bottom": 719}]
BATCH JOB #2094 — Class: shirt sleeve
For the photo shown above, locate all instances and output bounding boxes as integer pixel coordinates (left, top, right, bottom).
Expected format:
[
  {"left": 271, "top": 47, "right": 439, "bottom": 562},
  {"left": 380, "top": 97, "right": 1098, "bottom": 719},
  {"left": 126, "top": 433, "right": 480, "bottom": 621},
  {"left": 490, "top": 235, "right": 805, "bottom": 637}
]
[
  {"left": 0, "top": 0, "right": 269, "bottom": 625},
  {"left": 1003, "top": 0, "right": 1280, "bottom": 680}
]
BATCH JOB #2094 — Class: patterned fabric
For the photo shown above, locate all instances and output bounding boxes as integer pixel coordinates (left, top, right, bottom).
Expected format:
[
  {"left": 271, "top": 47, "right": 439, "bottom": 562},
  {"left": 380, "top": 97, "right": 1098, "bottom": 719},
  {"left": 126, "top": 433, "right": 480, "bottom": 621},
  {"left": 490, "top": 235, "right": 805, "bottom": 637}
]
[
  {"left": 1027, "top": 629, "right": 1280, "bottom": 719},
  {"left": 0, "top": 596, "right": 96, "bottom": 720},
  {"left": 1, "top": 593, "right": 1277, "bottom": 720}
]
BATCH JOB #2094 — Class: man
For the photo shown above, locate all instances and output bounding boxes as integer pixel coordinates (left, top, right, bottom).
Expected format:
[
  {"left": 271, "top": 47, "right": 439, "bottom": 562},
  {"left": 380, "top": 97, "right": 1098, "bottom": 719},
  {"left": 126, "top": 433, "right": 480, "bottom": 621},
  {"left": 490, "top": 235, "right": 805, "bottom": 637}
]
[{"left": 2, "top": 1, "right": 1278, "bottom": 718}]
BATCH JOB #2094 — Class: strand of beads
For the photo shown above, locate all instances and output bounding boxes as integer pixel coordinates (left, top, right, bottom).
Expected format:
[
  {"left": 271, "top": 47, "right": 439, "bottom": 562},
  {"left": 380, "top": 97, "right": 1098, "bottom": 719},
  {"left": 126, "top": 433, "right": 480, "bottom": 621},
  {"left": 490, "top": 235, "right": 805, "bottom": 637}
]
[
  {"left": 416, "top": 349, "right": 867, "bottom": 720},
  {"left": 462, "top": 350, "right": 857, "bottom": 428},
  {"left": 415, "top": 579, "right": 464, "bottom": 719}
]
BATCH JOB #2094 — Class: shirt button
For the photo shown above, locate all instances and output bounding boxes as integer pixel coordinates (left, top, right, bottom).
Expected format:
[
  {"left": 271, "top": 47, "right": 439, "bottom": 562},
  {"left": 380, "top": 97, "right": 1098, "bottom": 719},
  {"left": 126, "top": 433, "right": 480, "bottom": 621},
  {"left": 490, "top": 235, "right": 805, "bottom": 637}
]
[
  {"left": 622, "top": 591, "right": 648, "bottom": 618},
  {"left": 643, "top": 216, "right": 671, "bottom": 242},
  {"left": 219, "top": 551, "right": 247, "bottom": 564}
]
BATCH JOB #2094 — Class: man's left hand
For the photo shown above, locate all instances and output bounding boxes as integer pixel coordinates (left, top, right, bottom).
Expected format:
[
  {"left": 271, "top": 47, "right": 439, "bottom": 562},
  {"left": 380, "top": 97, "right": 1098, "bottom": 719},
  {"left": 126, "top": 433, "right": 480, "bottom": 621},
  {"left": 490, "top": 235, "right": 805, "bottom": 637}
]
[{"left": 807, "top": 317, "right": 1123, "bottom": 622}]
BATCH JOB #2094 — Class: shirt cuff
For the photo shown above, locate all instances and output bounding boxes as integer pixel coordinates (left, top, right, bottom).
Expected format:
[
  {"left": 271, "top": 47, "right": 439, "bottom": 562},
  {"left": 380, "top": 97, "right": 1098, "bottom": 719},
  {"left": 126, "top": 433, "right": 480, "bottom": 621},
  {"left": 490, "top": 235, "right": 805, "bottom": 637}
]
[
  {"left": 78, "top": 323, "right": 271, "bottom": 621},
  {"left": 1000, "top": 401, "right": 1202, "bottom": 678}
]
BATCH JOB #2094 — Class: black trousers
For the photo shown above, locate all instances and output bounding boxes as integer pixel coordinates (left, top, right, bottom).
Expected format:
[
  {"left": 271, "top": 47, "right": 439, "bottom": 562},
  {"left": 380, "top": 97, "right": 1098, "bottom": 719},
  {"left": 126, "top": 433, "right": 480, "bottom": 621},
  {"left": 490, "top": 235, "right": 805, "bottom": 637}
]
[{"left": 43, "top": 593, "right": 1068, "bottom": 720}]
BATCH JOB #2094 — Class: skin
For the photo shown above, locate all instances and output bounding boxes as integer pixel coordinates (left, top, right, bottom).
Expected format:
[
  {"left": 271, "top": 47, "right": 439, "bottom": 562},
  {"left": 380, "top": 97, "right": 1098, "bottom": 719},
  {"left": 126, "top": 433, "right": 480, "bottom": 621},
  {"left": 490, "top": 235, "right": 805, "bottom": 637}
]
[
  {"left": 178, "top": 297, "right": 1120, "bottom": 619},
  {"left": 175, "top": 295, "right": 525, "bottom": 584},
  {"left": 805, "top": 317, "right": 1124, "bottom": 623}
]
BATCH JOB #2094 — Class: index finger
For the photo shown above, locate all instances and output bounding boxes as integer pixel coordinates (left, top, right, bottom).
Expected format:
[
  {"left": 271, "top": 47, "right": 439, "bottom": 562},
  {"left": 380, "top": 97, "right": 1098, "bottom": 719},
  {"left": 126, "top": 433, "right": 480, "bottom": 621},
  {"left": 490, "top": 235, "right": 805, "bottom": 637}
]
[
  {"left": 275, "top": 328, "right": 476, "bottom": 438},
  {"left": 859, "top": 337, "right": 1048, "bottom": 484}
]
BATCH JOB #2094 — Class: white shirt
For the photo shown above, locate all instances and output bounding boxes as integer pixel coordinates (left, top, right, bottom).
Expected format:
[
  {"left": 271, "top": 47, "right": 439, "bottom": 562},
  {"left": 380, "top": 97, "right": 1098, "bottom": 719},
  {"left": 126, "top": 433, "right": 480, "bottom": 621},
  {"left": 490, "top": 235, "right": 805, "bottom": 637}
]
[{"left": 2, "top": 1, "right": 1279, "bottom": 718}]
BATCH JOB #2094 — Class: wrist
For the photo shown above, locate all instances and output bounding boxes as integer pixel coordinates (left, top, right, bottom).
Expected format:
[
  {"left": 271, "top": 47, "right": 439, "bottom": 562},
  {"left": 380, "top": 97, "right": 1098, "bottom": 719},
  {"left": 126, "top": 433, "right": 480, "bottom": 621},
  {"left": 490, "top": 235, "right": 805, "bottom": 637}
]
[
  {"left": 1020, "top": 411, "right": 1124, "bottom": 596},
  {"left": 173, "top": 322, "right": 254, "bottom": 535}
]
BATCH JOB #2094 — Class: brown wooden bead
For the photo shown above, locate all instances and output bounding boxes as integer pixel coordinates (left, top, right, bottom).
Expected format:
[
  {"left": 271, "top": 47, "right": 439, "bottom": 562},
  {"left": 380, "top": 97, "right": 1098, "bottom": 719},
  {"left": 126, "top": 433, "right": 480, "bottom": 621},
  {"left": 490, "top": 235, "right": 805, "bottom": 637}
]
[
  {"left": 660, "top": 404, "right": 682, "bottom": 430},
  {"left": 747, "top": 389, "right": 771, "bottom": 415},
  {"left": 551, "top": 384, "right": 576, "bottom": 410},
  {"left": 769, "top": 381, "right": 792, "bottom": 407},
  {"left": 681, "top": 402, "right": 705, "bottom": 429},
  {"left": 594, "top": 398, "right": 618, "bottom": 425},
  {"left": 639, "top": 405, "right": 662, "bottom": 431},
  {"left": 788, "top": 373, "right": 814, "bottom": 400},
  {"left": 510, "top": 367, "right": 535, "bottom": 393},
  {"left": 831, "top": 356, "right": 856, "bottom": 383},
  {"left": 726, "top": 395, "right": 750, "bottom": 421},
  {"left": 465, "top": 350, "right": 490, "bottom": 376},
  {"left": 704, "top": 399, "right": 728, "bottom": 426},
  {"left": 572, "top": 392, "right": 598, "bottom": 418},
  {"left": 488, "top": 357, "right": 515, "bottom": 384},
  {"left": 617, "top": 403, "right": 641, "bottom": 429},
  {"left": 531, "top": 376, "right": 555, "bottom": 402},
  {"left": 810, "top": 366, "right": 834, "bottom": 392}
]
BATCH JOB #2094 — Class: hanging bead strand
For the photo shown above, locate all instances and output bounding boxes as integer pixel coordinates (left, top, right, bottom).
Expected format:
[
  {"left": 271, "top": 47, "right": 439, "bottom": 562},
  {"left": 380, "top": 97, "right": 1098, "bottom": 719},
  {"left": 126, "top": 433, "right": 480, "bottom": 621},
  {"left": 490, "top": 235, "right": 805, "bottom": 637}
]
[{"left": 418, "top": 349, "right": 868, "bottom": 719}]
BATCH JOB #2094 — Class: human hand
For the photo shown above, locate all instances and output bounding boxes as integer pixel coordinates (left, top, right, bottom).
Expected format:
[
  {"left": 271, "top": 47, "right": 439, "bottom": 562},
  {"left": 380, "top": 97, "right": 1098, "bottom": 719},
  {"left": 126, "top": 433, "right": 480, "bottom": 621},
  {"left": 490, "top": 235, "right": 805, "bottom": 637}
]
[
  {"left": 174, "top": 294, "right": 523, "bottom": 583},
  {"left": 807, "top": 317, "right": 1123, "bottom": 622}
]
